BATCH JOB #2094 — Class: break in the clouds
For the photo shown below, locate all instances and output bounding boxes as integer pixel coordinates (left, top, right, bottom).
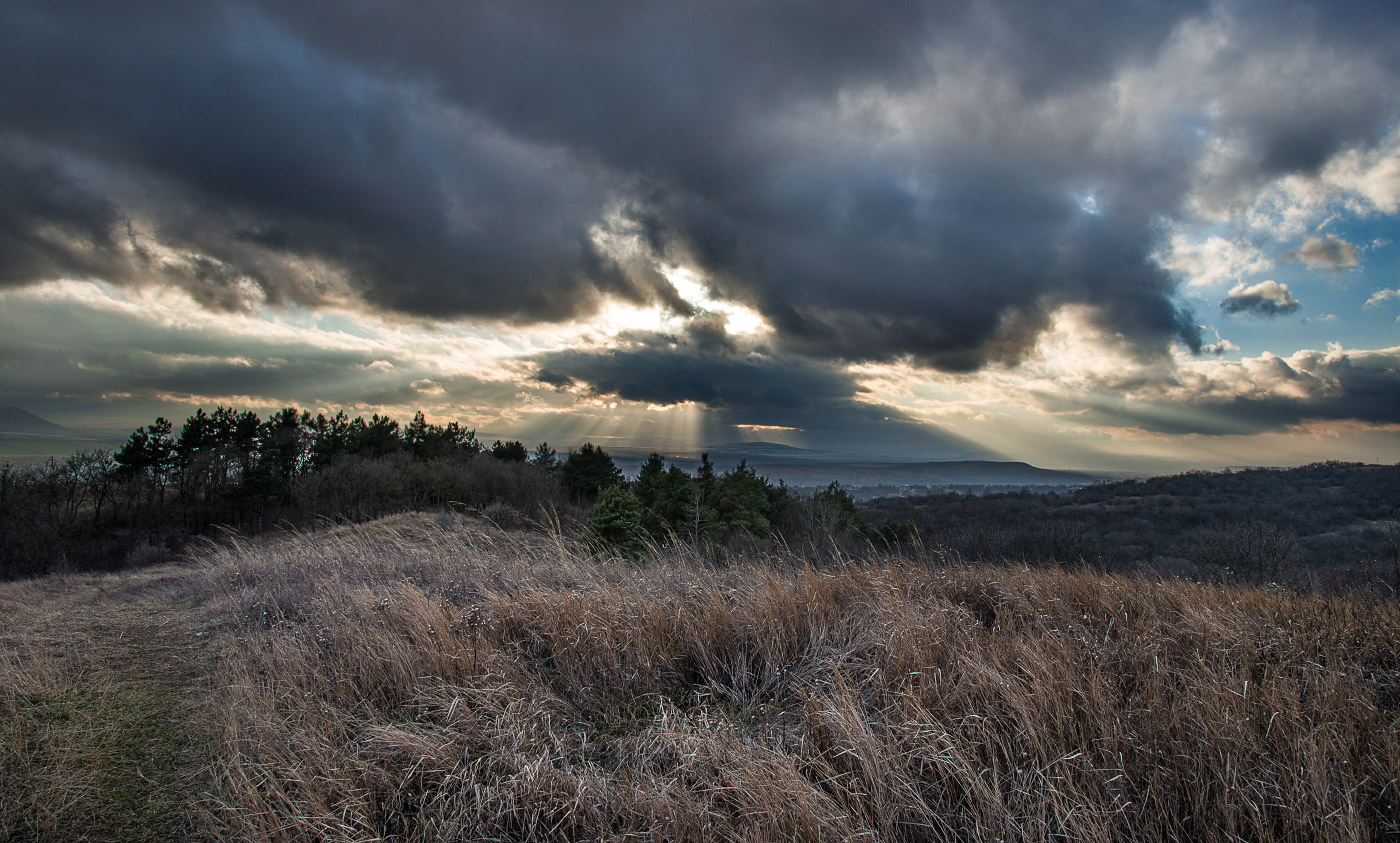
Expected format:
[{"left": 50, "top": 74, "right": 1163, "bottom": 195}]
[
  {"left": 1156, "top": 233, "right": 1274, "bottom": 288},
  {"left": 1, "top": 0, "right": 1399, "bottom": 468},
  {"left": 1221, "top": 281, "right": 1302, "bottom": 318}
]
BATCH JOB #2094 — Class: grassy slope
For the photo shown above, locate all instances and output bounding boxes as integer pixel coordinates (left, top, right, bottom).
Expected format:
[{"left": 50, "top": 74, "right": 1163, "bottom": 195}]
[
  {"left": 3, "top": 515, "right": 1399, "bottom": 841},
  {"left": 210, "top": 516, "right": 1400, "bottom": 842}
]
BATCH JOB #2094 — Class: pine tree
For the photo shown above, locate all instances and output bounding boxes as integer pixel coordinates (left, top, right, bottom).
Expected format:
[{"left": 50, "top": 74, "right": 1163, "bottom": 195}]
[
  {"left": 530, "top": 442, "right": 558, "bottom": 470},
  {"left": 490, "top": 440, "right": 529, "bottom": 462},
  {"left": 585, "top": 485, "right": 649, "bottom": 557},
  {"left": 714, "top": 459, "right": 773, "bottom": 536},
  {"left": 634, "top": 453, "right": 668, "bottom": 535},
  {"left": 562, "top": 442, "right": 622, "bottom": 502}
]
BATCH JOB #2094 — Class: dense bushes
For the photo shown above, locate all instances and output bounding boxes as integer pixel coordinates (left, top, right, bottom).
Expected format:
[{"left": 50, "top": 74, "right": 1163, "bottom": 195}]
[{"left": 0, "top": 407, "right": 572, "bottom": 579}]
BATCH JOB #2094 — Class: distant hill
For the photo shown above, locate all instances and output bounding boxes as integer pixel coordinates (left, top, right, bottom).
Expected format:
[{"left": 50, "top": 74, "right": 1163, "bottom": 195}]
[
  {"left": 0, "top": 408, "right": 128, "bottom": 463},
  {"left": 608, "top": 442, "right": 1112, "bottom": 490},
  {"left": 0, "top": 406, "right": 68, "bottom": 435},
  {"left": 751, "top": 460, "right": 1110, "bottom": 488},
  {"left": 863, "top": 462, "right": 1400, "bottom": 577}
]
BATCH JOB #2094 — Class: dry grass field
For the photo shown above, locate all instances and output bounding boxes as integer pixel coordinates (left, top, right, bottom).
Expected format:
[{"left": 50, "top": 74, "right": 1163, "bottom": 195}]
[{"left": 4, "top": 513, "right": 1400, "bottom": 841}]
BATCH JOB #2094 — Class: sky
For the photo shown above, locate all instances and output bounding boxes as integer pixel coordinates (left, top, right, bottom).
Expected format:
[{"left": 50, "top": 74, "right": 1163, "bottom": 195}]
[{"left": 1, "top": 0, "right": 1398, "bottom": 472}]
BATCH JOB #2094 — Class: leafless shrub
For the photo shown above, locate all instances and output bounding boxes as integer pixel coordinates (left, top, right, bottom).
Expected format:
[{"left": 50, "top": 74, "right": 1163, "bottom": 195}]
[
  {"left": 1190, "top": 519, "right": 1297, "bottom": 584},
  {"left": 482, "top": 499, "right": 526, "bottom": 531}
]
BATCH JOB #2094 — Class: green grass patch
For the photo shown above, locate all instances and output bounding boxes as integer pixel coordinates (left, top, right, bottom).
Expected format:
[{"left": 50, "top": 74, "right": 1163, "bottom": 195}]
[
  {"left": 1, "top": 619, "right": 215, "bottom": 842},
  {"left": 3, "top": 666, "right": 208, "bottom": 842}
]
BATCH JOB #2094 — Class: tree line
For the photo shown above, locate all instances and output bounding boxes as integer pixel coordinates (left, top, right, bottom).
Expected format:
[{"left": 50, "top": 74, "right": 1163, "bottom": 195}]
[{"left": 1, "top": 406, "right": 867, "bottom": 579}]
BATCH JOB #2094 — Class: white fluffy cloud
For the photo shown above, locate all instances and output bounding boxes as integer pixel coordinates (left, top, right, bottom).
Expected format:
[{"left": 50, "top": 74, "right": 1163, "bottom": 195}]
[
  {"left": 1239, "top": 128, "right": 1400, "bottom": 240},
  {"left": 1322, "top": 131, "right": 1400, "bottom": 214},
  {"left": 1156, "top": 232, "right": 1273, "bottom": 287},
  {"left": 1364, "top": 288, "right": 1400, "bottom": 308}
]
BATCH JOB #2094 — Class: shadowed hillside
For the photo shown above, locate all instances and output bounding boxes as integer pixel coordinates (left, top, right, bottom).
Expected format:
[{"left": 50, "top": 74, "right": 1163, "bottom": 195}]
[{"left": 864, "top": 462, "right": 1400, "bottom": 590}]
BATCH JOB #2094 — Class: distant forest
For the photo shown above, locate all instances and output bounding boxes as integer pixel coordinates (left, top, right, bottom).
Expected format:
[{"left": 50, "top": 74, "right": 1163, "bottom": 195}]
[
  {"left": 2, "top": 405, "right": 1397, "bottom": 591},
  {"left": 865, "top": 463, "right": 1400, "bottom": 590}
]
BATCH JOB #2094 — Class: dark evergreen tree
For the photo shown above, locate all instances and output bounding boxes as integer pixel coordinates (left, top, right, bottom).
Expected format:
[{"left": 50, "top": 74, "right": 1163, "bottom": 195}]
[
  {"left": 490, "top": 440, "right": 529, "bottom": 462},
  {"left": 404, "top": 410, "right": 432, "bottom": 457},
  {"left": 585, "top": 485, "right": 649, "bottom": 558},
  {"left": 696, "top": 453, "right": 716, "bottom": 504},
  {"left": 530, "top": 442, "right": 558, "bottom": 471},
  {"left": 562, "top": 442, "right": 623, "bottom": 502},
  {"left": 634, "top": 453, "right": 668, "bottom": 532},
  {"left": 349, "top": 414, "right": 402, "bottom": 457},
  {"left": 811, "top": 480, "right": 866, "bottom": 539},
  {"left": 656, "top": 464, "right": 699, "bottom": 539},
  {"left": 443, "top": 422, "right": 481, "bottom": 455},
  {"left": 114, "top": 417, "right": 175, "bottom": 485},
  {"left": 113, "top": 416, "right": 177, "bottom": 525},
  {"left": 308, "top": 411, "right": 353, "bottom": 468},
  {"left": 246, "top": 408, "right": 309, "bottom": 507},
  {"left": 692, "top": 453, "right": 720, "bottom": 539},
  {"left": 714, "top": 459, "right": 775, "bottom": 537}
]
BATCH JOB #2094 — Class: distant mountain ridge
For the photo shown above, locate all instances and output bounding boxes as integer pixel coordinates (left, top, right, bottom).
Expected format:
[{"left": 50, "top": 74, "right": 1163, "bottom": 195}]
[
  {"left": 608, "top": 440, "right": 1117, "bottom": 489},
  {"left": 0, "top": 406, "right": 68, "bottom": 435},
  {"left": 0, "top": 407, "right": 126, "bottom": 446},
  {"left": 743, "top": 459, "right": 1113, "bottom": 489}
]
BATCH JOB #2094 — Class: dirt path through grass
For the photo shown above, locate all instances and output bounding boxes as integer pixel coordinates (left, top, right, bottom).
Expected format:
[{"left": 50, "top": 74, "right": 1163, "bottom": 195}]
[{"left": 0, "top": 562, "right": 223, "bottom": 842}]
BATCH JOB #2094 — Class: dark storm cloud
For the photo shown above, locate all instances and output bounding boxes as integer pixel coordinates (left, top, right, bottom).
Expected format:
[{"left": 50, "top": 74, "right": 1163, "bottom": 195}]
[
  {"left": 1, "top": 0, "right": 1398, "bottom": 382},
  {"left": 0, "top": 155, "right": 123, "bottom": 286},
  {"left": 1220, "top": 281, "right": 1302, "bottom": 317},
  {"left": 532, "top": 331, "right": 988, "bottom": 456},
  {"left": 536, "top": 333, "right": 863, "bottom": 418},
  {"left": 0, "top": 1, "right": 643, "bottom": 320}
]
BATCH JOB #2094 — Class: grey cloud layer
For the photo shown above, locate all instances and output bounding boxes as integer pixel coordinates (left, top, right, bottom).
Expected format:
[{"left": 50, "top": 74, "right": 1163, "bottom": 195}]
[
  {"left": 1287, "top": 236, "right": 1361, "bottom": 273},
  {"left": 1221, "top": 280, "right": 1302, "bottom": 317},
  {"left": 1042, "top": 347, "right": 1400, "bottom": 436},
  {"left": 0, "top": 288, "right": 534, "bottom": 429},
  {"left": 2, "top": 0, "right": 1399, "bottom": 429}
]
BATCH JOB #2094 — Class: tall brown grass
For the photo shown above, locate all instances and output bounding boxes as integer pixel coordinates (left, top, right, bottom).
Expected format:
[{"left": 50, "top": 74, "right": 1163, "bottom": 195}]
[{"left": 208, "top": 514, "right": 1400, "bottom": 841}]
